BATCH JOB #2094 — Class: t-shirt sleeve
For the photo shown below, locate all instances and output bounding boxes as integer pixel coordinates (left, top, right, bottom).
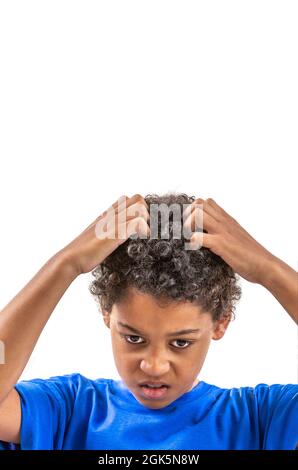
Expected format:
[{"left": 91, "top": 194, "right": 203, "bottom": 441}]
[
  {"left": 255, "top": 383, "right": 298, "bottom": 450},
  {"left": 0, "top": 373, "right": 82, "bottom": 450}
]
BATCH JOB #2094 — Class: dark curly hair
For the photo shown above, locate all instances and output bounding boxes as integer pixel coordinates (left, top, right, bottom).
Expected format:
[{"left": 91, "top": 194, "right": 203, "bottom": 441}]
[{"left": 89, "top": 193, "right": 242, "bottom": 322}]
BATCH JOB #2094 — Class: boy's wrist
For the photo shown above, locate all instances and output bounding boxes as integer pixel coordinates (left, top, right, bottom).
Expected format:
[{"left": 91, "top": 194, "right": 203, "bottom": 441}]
[
  {"left": 50, "top": 249, "right": 81, "bottom": 282},
  {"left": 259, "top": 254, "right": 293, "bottom": 292},
  {"left": 258, "top": 255, "right": 280, "bottom": 289}
]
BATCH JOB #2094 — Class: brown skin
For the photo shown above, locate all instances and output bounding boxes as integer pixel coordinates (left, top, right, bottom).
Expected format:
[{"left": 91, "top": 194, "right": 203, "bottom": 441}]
[
  {"left": 101, "top": 196, "right": 297, "bottom": 409},
  {"left": 0, "top": 194, "right": 150, "bottom": 442},
  {"left": 0, "top": 194, "right": 296, "bottom": 442},
  {"left": 185, "top": 198, "right": 298, "bottom": 324},
  {"left": 103, "top": 287, "right": 229, "bottom": 410},
  {"left": 0, "top": 194, "right": 149, "bottom": 405}
]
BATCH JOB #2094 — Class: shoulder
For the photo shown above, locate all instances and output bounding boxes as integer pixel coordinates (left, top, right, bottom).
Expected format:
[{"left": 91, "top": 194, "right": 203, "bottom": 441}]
[
  {"left": 208, "top": 382, "right": 298, "bottom": 396},
  {"left": 201, "top": 382, "right": 298, "bottom": 407},
  {"left": 200, "top": 382, "right": 298, "bottom": 428},
  {"left": 243, "top": 383, "right": 298, "bottom": 404},
  {"left": 15, "top": 373, "right": 115, "bottom": 404},
  {"left": 202, "top": 382, "right": 298, "bottom": 449},
  {"left": 251, "top": 383, "right": 298, "bottom": 412}
]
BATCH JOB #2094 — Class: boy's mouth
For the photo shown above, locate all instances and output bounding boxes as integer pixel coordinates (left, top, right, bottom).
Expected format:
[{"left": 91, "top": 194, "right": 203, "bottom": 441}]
[{"left": 139, "top": 383, "right": 170, "bottom": 399}]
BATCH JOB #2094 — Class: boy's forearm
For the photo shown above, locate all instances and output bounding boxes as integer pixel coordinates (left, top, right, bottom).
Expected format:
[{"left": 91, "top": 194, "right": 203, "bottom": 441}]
[
  {"left": 0, "top": 250, "right": 78, "bottom": 403},
  {"left": 260, "top": 256, "right": 298, "bottom": 324}
]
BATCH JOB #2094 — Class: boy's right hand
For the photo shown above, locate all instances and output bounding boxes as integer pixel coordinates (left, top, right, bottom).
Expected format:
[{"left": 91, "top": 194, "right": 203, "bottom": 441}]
[{"left": 60, "top": 194, "right": 150, "bottom": 276}]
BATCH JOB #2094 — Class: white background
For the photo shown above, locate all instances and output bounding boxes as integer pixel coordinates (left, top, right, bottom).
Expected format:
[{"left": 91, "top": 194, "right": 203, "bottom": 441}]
[{"left": 0, "top": 1, "right": 297, "bottom": 388}]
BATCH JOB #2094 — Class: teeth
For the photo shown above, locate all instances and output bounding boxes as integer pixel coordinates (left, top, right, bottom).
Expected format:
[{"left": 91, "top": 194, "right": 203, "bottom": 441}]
[{"left": 146, "top": 384, "right": 164, "bottom": 388}]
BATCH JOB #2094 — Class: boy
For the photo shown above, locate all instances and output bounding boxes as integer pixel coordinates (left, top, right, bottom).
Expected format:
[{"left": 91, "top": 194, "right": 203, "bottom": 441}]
[{"left": 0, "top": 193, "right": 297, "bottom": 450}]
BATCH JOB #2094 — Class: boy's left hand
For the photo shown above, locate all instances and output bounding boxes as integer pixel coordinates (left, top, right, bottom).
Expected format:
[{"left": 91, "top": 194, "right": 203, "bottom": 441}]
[{"left": 183, "top": 198, "right": 276, "bottom": 285}]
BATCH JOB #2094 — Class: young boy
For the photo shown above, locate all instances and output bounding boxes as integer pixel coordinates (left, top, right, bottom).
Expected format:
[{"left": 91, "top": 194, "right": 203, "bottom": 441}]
[{"left": 0, "top": 193, "right": 297, "bottom": 450}]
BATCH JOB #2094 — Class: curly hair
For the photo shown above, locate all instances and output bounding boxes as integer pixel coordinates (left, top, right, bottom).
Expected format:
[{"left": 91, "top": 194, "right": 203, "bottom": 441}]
[{"left": 89, "top": 193, "right": 242, "bottom": 322}]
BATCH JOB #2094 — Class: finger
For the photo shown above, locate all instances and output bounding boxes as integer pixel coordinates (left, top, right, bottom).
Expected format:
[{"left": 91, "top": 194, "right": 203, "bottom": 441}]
[
  {"left": 184, "top": 206, "right": 219, "bottom": 234},
  {"left": 204, "top": 199, "right": 226, "bottom": 222},
  {"left": 91, "top": 195, "right": 129, "bottom": 226},
  {"left": 116, "top": 194, "right": 149, "bottom": 220},
  {"left": 183, "top": 198, "right": 223, "bottom": 224},
  {"left": 106, "top": 203, "right": 149, "bottom": 241},
  {"left": 126, "top": 193, "right": 148, "bottom": 210},
  {"left": 126, "top": 216, "right": 151, "bottom": 239},
  {"left": 90, "top": 196, "right": 129, "bottom": 236},
  {"left": 205, "top": 198, "right": 232, "bottom": 220},
  {"left": 125, "top": 202, "right": 150, "bottom": 222},
  {"left": 97, "top": 195, "right": 150, "bottom": 241},
  {"left": 183, "top": 198, "right": 204, "bottom": 219},
  {"left": 186, "top": 232, "right": 217, "bottom": 251},
  {"left": 82, "top": 198, "right": 124, "bottom": 234}
]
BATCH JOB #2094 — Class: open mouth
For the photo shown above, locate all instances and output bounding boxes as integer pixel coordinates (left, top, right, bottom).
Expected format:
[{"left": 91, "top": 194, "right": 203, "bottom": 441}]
[{"left": 139, "top": 384, "right": 170, "bottom": 399}]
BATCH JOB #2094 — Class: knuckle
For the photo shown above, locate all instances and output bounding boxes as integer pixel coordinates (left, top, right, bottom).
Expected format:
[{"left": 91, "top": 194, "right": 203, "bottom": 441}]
[
  {"left": 126, "top": 215, "right": 141, "bottom": 226},
  {"left": 135, "top": 216, "right": 145, "bottom": 224},
  {"left": 192, "top": 232, "right": 202, "bottom": 241},
  {"left": 213, "top": 233, "right": 222, "bottom": 246},
  {"left": 127, "top": 203, "right": 147, "bottom": 219},
  {"left": 115, "top": 195, "right": 129, "bottom": 211},
  {"left": 119, "top": 195, "right": 129, "bottom": 201}
]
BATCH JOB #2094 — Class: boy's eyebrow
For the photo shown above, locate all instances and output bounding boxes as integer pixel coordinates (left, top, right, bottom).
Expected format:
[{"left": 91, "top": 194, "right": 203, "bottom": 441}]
[{"left": 117, "top": 321, "right": 201, "bottom": 336}]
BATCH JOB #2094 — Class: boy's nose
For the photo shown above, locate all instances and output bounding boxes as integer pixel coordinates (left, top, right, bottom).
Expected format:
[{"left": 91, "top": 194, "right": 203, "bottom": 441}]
[{"left": 140, "top": 356, "right": 170, "bottom": 376}]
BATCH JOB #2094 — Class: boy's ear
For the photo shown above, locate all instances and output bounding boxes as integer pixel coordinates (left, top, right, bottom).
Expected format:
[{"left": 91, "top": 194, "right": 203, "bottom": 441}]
[
  {"left": 212, "top": 313, "right": 231, "bottom": 340},
  {"left": 102, "top": 310, "right": 111, "bottom": 329}
]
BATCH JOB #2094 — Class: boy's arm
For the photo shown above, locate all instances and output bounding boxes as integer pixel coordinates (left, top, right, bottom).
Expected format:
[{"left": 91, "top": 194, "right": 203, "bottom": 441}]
[
  {"left": 259, "top": 255, "right": 297, "bottom": 325},
  {"left": 0, "top": 252, "right": 77, "bottom": 404},
  {"left": 0, "top": 194, "right": 150, "bottom": 443},
  {"left": 184, "top": 198, "right": 298, "bottom": 324},
  {"left": 0, "top": 253, "right": 76, "bottom": 444}
]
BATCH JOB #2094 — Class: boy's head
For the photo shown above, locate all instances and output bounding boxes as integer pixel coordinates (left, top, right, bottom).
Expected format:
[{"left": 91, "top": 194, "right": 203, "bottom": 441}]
[{"left": 89, "top": 193, "right": 242, "bottom": 409}]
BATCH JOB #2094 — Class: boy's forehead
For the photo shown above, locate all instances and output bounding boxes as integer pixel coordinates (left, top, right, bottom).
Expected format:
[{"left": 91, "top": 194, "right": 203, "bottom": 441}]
[
  {"left": 111, "top": 287, "right": 211, "bottom": 329},
  {"left": 115, "top": 287, "right": 195, "bottom": 314}
]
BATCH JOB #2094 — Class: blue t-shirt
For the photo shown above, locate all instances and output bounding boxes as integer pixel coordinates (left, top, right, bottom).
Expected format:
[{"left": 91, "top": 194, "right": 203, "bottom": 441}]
[{"left": 0, "top": 373, "right": 297, "bottom": 450}]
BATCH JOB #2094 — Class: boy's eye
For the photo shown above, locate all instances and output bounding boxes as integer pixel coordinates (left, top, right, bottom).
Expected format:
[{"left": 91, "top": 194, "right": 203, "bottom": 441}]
[
  {"left": 123, "top": 335, "right": 192, "bottom": 349},
  {"left": 171, "top": 339, "right": 191, "bottom": 349},
  {"left": 125, "top": 335, "right": 144, "bottom": 344}
]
